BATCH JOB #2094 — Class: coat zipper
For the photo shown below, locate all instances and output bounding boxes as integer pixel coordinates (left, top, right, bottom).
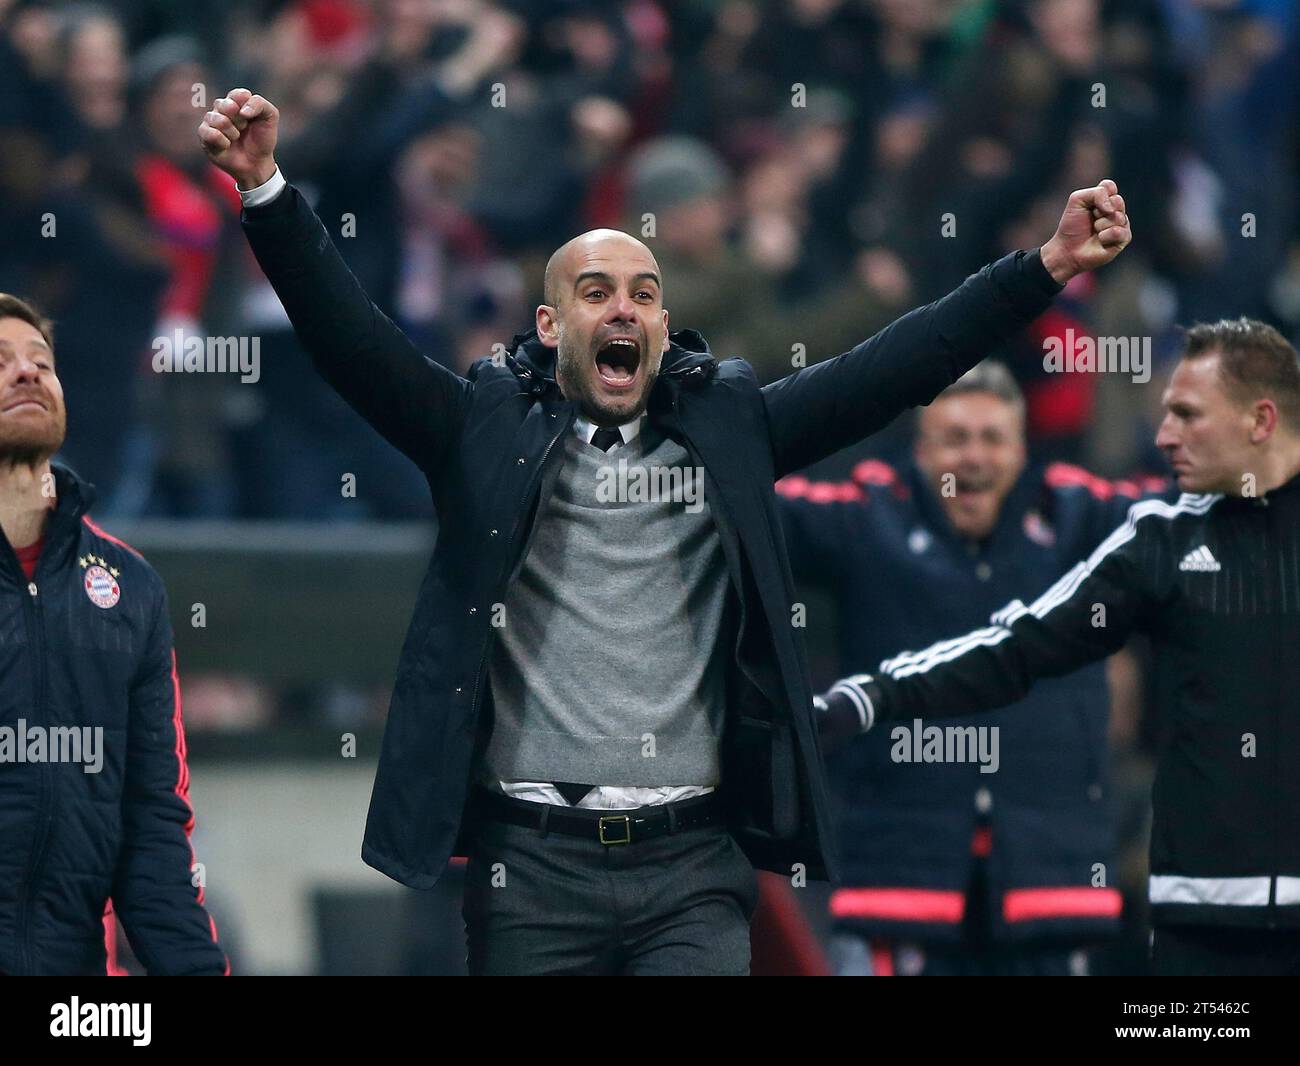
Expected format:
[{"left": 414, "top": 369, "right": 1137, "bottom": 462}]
[{"left": 13, "top": 554, "right": 53, "bottom": 975}]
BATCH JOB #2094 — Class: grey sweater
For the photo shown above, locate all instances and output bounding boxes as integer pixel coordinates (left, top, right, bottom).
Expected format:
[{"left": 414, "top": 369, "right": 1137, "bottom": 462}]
[{"left": 485, "top": 423, "right": 731, "bottom": 786}]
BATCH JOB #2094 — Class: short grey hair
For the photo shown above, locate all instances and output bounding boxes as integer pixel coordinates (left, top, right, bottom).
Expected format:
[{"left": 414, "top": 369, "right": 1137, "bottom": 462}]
[{"left": 935, "top": 360, "right": 1024, "bottom": 419}]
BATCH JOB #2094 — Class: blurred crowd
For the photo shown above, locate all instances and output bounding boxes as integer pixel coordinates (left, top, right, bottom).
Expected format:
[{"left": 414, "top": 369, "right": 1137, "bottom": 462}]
[{"left": 2, "top": 0, "right": 1299, "bottom": 518}]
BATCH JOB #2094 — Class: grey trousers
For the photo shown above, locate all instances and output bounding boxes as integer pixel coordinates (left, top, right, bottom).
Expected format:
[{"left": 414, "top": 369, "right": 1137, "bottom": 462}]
[{"left": 461, "top": 806, "right": 760, "bottom": 975}]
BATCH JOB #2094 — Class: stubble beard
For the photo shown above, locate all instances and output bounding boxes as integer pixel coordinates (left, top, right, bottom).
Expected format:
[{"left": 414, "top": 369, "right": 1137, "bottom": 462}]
[
  {"left": 0, "top": 411, "right": 66, "bottom": 470},
  {"left": 555, "top": 328, "right": 659, "bottom": 427}
]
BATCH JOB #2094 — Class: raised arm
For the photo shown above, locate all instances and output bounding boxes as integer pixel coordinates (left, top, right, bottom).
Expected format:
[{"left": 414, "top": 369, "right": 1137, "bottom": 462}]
[
  {"left": 762, "top": 182, "right": 1132, "bottom": 480},
  {"left": 199, "top": 88, "right": 470, "bottom": 474},
  {"left": 815, "top": 494, "right": 1186, "bottom": 750}
]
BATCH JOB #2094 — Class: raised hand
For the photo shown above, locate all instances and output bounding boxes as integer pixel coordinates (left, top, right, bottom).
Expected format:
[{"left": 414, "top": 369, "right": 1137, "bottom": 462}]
[
  {"left": 1040, "top": 178, "right": 1132, "bottom": 284},
  {"left": 198, "top": 88, "right": 280, "bottom": 191}
]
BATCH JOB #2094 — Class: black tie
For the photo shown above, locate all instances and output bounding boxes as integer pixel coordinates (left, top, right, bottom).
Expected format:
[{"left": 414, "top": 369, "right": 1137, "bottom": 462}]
[
  {"left": 591, "top": 427, "right": 621, "bottom": 452},
  {"left": 553, "top": 781, "right": 595, "bottom": 805}
]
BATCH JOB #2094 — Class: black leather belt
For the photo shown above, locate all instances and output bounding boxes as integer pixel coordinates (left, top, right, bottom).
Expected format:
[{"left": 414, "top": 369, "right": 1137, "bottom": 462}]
[{"left": 472, "top": 787, "right": 723, "bottom": 845}]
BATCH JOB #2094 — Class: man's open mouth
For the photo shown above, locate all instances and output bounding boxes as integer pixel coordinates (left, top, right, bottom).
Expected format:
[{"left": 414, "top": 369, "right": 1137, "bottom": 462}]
[{"left": 595, "top": 337, "right": 641, "bottom": 389}]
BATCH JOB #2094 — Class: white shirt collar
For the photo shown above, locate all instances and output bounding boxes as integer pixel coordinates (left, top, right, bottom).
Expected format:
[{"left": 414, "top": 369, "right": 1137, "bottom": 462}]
[{"left": 573, "top": 413, "right": 643, "bottom": 449}]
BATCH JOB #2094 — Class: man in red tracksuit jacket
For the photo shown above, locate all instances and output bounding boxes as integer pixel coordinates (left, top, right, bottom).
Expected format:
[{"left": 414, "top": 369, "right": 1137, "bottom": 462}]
[
  {"left": 780, "top": 361, "right": 1167, "bottom": 975},
  {"left": 0, "top": 293, "right": 227, "bottom": 975}
]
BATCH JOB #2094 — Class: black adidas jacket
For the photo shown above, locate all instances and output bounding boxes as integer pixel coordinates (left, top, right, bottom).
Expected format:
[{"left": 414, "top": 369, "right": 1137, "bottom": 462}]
[{"left": 826, "top": 473, "right": 1300, "bottom": 929}]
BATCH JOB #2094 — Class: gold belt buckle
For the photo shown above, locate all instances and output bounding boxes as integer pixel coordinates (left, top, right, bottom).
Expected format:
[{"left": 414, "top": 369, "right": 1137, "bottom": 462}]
[{"left": 598, "top": 814, "right": 632, "bottom": 845}]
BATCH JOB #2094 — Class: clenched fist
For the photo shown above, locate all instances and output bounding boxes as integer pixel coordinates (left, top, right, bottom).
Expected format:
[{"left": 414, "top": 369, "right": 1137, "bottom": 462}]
[
  {"left": 198, "top": 88, "right": 279, "bottom": 191},
  {"left": 1039, "top": 178, "right": 1132, "bottom": 284}
]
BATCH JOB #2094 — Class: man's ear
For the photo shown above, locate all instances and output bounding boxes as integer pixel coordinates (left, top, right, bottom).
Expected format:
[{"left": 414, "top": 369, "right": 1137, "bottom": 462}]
[
  {"left": 1251, "top": 398, "right": 1279, "bottom": 444},
  {"left": 661, "top": 308, "right": 670, "bottom": 353},
  {"left": 536, "top": 304, "right": 560, "bottom": 348}
]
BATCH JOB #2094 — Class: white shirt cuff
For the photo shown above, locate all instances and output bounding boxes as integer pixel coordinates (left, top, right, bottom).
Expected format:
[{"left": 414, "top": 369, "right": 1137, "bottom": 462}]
[
  {"left": 830, "top": 676, "right": 875, "bottom": 733},
  {"left": 238, "top": 167, "right": 286, "bottom": 208}
]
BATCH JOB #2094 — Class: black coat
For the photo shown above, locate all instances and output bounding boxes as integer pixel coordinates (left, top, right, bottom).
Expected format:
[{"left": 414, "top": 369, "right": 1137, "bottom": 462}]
[
  {"left": 0, "top": 466, "right": 227, "bottom": 975},
  {"left": 241, "top": 184, "right": 1064, "bottom": 888}
]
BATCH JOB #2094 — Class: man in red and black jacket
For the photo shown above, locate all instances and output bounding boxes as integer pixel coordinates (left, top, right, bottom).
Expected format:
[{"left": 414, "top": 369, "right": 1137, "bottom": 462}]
[
  {"left": 780, "top": 360, "right": 1168, "bottom": 975},
  {"left": 0, "top": 293, "right": 226, "bottom": 976}
]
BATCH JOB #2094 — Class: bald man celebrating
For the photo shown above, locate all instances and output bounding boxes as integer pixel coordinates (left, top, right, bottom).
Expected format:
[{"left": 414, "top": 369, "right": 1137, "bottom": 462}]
[{"left": 201, "top": 88, "right": 1131, "bottom": 975}]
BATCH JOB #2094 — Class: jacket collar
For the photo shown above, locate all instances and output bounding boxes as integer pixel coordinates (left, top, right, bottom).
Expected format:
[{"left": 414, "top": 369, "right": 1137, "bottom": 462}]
[
  {"left": 504, "top": 326, "right": 717, "bottom": 398},
  {"left": 1218, "top": 464, "right": 1300, "bottom": 511},
  {"left": 51, "top": 461, "right": 96, "bottom": 519},
  {"left": 46, "top": 463, "right": 96, "bottom": 563},
  {"left": 0, "top": 462, "right": 95, "bottom": 580}
]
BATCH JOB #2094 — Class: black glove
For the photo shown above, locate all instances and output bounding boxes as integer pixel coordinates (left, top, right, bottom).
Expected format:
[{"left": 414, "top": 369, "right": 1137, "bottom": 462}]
[{"left": 814, "top": 674, "right": 881, "bottom": 755}]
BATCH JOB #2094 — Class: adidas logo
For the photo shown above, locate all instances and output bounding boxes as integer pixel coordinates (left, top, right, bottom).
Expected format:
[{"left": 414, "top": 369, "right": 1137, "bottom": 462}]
[{"left": 1178, "top": 546, "right": 1222, "bottom": 572}]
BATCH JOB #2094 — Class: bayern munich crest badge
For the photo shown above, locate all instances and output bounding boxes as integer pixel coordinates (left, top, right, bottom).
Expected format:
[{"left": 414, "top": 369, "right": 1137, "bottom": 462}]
[{"left": 84, "top": 564, "right": 121, "bottom": 609}]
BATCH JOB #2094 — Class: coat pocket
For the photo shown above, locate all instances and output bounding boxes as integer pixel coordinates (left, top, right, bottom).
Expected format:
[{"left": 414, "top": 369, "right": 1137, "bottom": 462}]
[{"left": 724, "top": 715, "right": 801, "bottom": 839}]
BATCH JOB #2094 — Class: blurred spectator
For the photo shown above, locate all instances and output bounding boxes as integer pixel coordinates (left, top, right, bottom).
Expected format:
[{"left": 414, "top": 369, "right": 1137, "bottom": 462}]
[
  {"left": 125, "top": 35, "right": 244, "bottom": 516},
  {"left": 0, "top": 0, "right": 1294, "bottom": 506}
]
